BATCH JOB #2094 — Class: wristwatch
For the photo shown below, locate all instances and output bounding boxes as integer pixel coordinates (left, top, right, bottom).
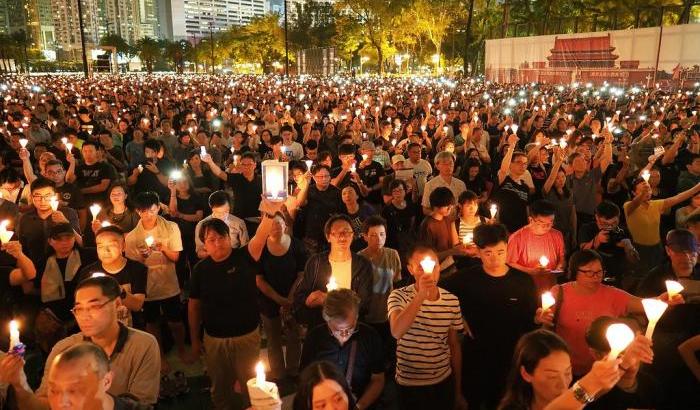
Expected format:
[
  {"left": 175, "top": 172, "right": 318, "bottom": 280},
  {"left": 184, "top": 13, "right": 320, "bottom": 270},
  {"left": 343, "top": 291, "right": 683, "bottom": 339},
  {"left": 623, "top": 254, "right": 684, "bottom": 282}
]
[{"left": 571, "top": 381, "right": 594, "bottom": 404}]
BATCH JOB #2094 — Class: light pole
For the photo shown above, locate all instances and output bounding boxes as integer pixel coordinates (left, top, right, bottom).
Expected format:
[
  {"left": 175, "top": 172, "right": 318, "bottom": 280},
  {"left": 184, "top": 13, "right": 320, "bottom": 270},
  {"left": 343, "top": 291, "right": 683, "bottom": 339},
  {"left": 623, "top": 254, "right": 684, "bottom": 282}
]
[
  {"left": 284, "top": 0, "right": 289, "bottom": 77},
  {"left": 76, "top": 0, "right": 89, "bottom": 78}
]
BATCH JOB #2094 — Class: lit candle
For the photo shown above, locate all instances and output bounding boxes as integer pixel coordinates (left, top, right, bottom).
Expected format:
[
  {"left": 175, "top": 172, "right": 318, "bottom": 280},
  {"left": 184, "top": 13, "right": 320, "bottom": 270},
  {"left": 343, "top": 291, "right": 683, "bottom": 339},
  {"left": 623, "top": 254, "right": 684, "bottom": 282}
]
[
  {"left": 137, "top": 164, "right": 143, "bottom": 173},
  {"left": 66, "top": 142, "right": 73, "bottom": 152},
  {"left": 0, "top": 228, "right": 13, "bottom": 244},
  {"left": 511, "top": 124, "right": 519, "bottom": 134},
  {"left": 255, "top": 361, "right": 266, "bottom": 386},
  {"left": 101, "top": 221, "right": 111, "bottom": 227},
  {"left": 642, "top": 298, "right": 668, "bottom": 339},
  {"left": 89, "top": 204, "right": 101, "bottom": 220},
  {"left": 350, "top": 163, "right": 356, "bottom": 173},
  {"left": 170, "top": 170, "right": 182, "bottom": 180},
  {"left": 9, "top": 320, "right": 20, "bottom": 350},
  {"left": 489, "top": 204, "right": 498, "bottom": 219},
  {"left": 362, "top": 154, "right": 368, "bottom": 161},
  {"left": 19, "top": 138, "right": 28, "bottom": 148},
  {"left": 539, "top": 255, "right": 550, "bottom": 268},
  {"left": 462, "top": 232, "right": 473, "bottom": 245},
  {"left": 326, "top": 276, "right": 339, "bottom": 292},
  {"left": 541, "top": 291, "right": 556, "bottom": 311},
  {"left": 145, "top": 236, "right": 154, "bottom": 248},
  {"left": 49, "top": 195, "right": 59, "bottom": 212},
  {"left": 183, "top": 160, "right": 188, "bottom": 169},
  {"left": 559, "top": 140, "right": 567, "bottom": 149},
  {"left": 91, "top": 272, "right": 106, "bottom": 278},
  {"left": 605, "top": 323, "right": 635, "bottom": 360},
  {"left": 665, "top": 280, "right": 684, "bottom": 298},
  {"left": 419, "top": 256, "right": 436, "bottom": 274},
  {"left": 61, "top": 137, "right": 68, "bottom": 145},
  {"left": 641, "top": 170, "right": 650, "bottom": 182},
  {"left": 304, "top": 160, "right": 313, "bottom": 170}
]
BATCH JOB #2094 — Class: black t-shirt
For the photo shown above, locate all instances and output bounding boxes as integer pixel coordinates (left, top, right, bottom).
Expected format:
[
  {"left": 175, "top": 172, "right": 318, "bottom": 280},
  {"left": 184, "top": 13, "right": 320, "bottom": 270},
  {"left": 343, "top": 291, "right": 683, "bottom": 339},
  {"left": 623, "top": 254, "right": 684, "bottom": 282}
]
[
  {"left": 577, "top": 222, "right": 628, "bottom": 279},
  {"left": 226, "top": 173, "right": 262, "bottom": 219},
  {"left": 357, "top": 161, "right": 385, "bottom": 204},
  {"left": 77, "top": 259, "right": 148, "bottom": 296},
  {"left": 258, "top": 238, "right": 308, "bottom": 317},
  {"left": 492, "top": 175, "right": 530, "bottom": 233},
  {"left": 190, "top": 247, "right": 260, "bottom": 337},
  {"left": 56, "top": 182, "right": 85, "bottom": 210},
  {"left": 441, "top": 266, "right": 537, "bottom": 377},
  {"left": 303, "top": 185, "right": 343, "bottom": 241},
  {"left": 75, "top": 161, "right": 116, "bottom": 205},
  {"left": 135, "top": 158, "right": 175, "bottom": 202}
]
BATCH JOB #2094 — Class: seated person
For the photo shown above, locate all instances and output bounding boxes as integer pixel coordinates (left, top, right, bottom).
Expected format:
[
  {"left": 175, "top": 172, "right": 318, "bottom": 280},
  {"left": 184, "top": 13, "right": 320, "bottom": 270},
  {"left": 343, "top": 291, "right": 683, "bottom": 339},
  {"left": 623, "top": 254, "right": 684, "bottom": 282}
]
[
  {"left": 300, "top": 289, "right": 385, "bottom": 410},
  {"left": 11, "top": 275, "right": 160, "bottom": 407}
]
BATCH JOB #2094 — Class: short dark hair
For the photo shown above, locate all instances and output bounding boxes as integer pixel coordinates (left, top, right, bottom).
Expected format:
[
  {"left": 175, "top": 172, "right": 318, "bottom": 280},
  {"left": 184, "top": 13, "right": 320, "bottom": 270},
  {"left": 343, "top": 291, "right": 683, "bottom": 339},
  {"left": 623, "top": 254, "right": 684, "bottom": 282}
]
[
  {"left": 144, "top": 139, "right": 162, "bottom": 153},
  {"left": 317, "top": 150, "right": 333, "bottom": 163},
  {"left": 567, "top": 249, "right": 603, "bottom": 280},
  {"left": 311, "top": 164, "right": 331, "bottom": 175},
  {"left": 0, "top": 168, "right": 22, "bottom": 185},
  {"left": 95, "top": 225, "right": 125, "bottom": 240},
  {"left": 208, "top": 190, "right": 230, "bottom": 208},
  {"left": 269, "top": 135, "right": 282, "bottom": 145},
  {"left": 595, "top": 200, "right": 620, "bottom": 219},
  {"left": 473, "top": 223, "right": 509, "bottom": 248},
  {"left": 30, "top": 176, "right": 56, "bottom": 193},
  {"left": 199, "top": 218, "right": 230, "bottom": 242},
  {"left": 44, "top": 159, "right": 64, "bottom": 169},
  {"left": 133, "top": 191, "right": 160, "bottom": 210},
  {"left": 75, "top": 275, "right": 121, "bottom": 300},
  {"left": 81, "top": 140, "right": 101, "bottom": 151},
  {"left": 338, "top": 143, "right": 356, "bottom": 156},
  {"left": 405, "top": 242, "right": 436, "bottom": 261},
  {"left": 324, "top": 214, "right": 353, "bottom": 237},
  {"left": 529, "top": 200, "right": 556, "bottom": 218},
  {"left": 429, "top": 187, "right": 455, "bottom": 208},
  {"left": 362, "top": 215, "right": 386, "bottom": 234},
  {"left": 280, "top": 124, "right": 294, "bottom": 134},
  {"left": 52, "top": 342, "right": 110, "bottom": 377},
  {"left": 458, "top": 190, "right": 479, "bottom": 205},
  {"left": 389, "top": 179, "right": 407, "bottom": 192},
  {"left": 305, "top": 139, "right": 318, "bottom": 150}
]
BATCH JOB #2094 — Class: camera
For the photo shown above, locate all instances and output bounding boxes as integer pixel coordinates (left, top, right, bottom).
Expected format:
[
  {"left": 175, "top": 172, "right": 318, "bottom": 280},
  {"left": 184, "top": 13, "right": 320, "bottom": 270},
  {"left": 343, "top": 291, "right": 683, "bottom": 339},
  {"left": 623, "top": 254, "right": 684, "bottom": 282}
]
[{"left": 605, "top": 226, "right": 626, "bottom": 244}]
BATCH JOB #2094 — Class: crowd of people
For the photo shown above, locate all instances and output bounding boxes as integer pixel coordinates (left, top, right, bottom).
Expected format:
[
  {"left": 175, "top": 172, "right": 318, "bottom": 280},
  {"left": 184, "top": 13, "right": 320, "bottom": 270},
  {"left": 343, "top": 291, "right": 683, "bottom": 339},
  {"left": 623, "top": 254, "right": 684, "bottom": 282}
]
[{"left": 0, "top": 73, "right": 697, "bottom": 410}]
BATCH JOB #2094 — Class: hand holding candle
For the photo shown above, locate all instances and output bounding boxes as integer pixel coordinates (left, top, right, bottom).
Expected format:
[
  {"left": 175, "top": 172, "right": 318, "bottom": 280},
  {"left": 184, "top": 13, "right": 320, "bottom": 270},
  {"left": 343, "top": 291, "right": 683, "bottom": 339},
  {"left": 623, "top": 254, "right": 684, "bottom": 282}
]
[
  {"left": 19, "top": 138, "right": 28, "bottom": 148},
  {"left": 642, "top": 298, "right": 668, "bottom": 339},
  {"left": 49, "top": 195, "right": 59, "bottom": 212},
  {"left": 605, "top": 323, "right": 635, "bottom": 361},
  {"left": 462, "top": 232, "right": 473, "bottom": 246},
  {"left": 665, "top": 280, "right": 684, "bottom": 298},
  {"left": 541, "top": 291, "right": 556, "bottom": 311}
]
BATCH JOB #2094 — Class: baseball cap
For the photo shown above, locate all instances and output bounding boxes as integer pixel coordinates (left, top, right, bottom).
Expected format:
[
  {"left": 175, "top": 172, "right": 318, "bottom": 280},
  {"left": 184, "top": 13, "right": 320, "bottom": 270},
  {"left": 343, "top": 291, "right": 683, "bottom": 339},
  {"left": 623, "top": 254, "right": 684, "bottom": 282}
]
[
  {"left": 391, "top": 154, "right": 406, "bottom": 165},
  {"left": 360, "top": 141, "right": 375, "bottom": 151},
  {"left": 49, "top": 223, "right": 74, "bottom": 239},
  {"left": 666, "top": 229, "right": 698, "bottom": 253}
]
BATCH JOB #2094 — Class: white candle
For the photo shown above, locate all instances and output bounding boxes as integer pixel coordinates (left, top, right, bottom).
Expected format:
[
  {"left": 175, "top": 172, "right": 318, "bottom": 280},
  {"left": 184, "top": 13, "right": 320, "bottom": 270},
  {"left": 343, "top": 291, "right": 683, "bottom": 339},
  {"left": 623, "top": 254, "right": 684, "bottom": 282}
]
[
  {"left": 489, "top": 204, "right": 498, "bottom": 219},
  {"left": 65, "top": 142, "right": 73, "bottom": 152},
  {"left": 89, "top": 204, "right": 101, "bottom": 220},
  {"left": 137, "top": 164, "right": 143, "bottom": 173},
  {"left": 541, "top": 291, "right": 556, "bottom": 311},
  {"left": 642, "top": 298, "right": 668, "bottom": 339},
  {"left": 0, "top": 229, "right": 13, "bottom": 244},
  {"left": 511, "top": 124, "right": 519, "bottom": 134},
  {"left": 304, "top": 160, "right": 313, "bottom": 170},
  {"left": 362, "top": 154, "right": 368, "bottom": 161},
  {"left": 9, "top": 320, "right": 20, "bottom": 350},
  {"left": 170, "top": 170, "right": 182, "bottom": 180},
  {"left": 19, "top": 138, "right": 28, "bottom": 148},
  {"left": 559, "top": 140, "right": 567, "bottom": 149},
  {"left": 605, "top": 323, "right": 635, "bottom": 360},
  {"left": 665, "top": 280, "right": 684, "bottom": 298},
  {"left": 49, "top": 195, "right": 59, "bottom": 212},
  {"left": 539, "top": 255, "right": 550, "bottom": 268},
  {"left": 255, "top": 361, "right": 266, "bottom": 386},
  {"left": 61, "top": 137, "right": 68, "bottom": 145},
  {"left": 462, "top": 232, "right": 473, "bottom": 245},
  {"left": 145, "top": 236, "right": 154, "bottom": 248},
  {"left": 419, "top": 256, "right": 436, "bottom": 274},
  {"left": 326, "top": 276, "right": 339, "bottom": 292},
  {"left": 0, "top": 220, "right": 8, "bottom": 231}
]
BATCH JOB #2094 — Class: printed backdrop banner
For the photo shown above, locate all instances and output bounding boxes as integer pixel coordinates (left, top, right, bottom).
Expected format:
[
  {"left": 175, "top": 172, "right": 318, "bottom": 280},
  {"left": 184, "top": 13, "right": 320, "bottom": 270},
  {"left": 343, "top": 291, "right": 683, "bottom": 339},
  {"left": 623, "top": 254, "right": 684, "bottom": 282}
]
[{"left": 485, "top": 24, "right": 700, "bottom": 87}]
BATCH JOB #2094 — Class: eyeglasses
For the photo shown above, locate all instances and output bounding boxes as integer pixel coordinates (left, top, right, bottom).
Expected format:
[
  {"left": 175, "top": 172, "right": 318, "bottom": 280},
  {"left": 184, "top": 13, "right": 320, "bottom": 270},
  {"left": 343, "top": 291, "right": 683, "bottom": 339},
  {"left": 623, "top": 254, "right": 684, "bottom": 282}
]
[
  {"left": 577, "top": 269, "right": 605, "bottom": 278},
  {"left": 328, "top": 324, "right": 358, "bottom": 339},
  {"left": 70, "top": 297, "right": 116, "bottom": 317},
  {"left": 532, "top": 218, "right": 554, "bottom": 228},
  {"left": 330, "top": 230, "right": 354, "bottom": 238}
]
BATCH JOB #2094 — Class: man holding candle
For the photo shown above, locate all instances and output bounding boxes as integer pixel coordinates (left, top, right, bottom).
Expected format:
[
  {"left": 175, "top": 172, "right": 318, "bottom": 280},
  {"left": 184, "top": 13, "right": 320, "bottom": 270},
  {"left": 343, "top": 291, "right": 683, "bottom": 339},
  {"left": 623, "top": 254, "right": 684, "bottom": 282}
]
[
  {"left": 124, "top": 192, "right": 184, "bottom": 374},
  {"left": 506, "top": 200, "right": 566, "bottom": 292},
  {"left": 186, "top": 197, "right": 283, "bottom": 409},
  {"left": 442, "top": 223, "right": 538, "bottom": 409},
  {"left": 388, "top": 244, "right": 466, "bottom": 410},
  {"left": 292, "top": 214, "right": 373, "bottom": 329},
  {"left": 17, "top": 178, "right": 82, "bottom": 269}
]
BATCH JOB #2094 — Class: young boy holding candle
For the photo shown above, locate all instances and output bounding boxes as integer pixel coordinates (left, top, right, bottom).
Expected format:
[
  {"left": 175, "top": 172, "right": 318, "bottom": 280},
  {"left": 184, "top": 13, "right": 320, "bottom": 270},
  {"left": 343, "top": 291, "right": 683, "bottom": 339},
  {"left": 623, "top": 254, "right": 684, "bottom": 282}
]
[
  {"left": 387, "top": 244, "right": 466, "bottom": 410},
  {"left": 441, "top": 223, "right": 538, "bottom": 409},
  {"left": 418, "top": 187, "right": 465, "bottom": 275}
]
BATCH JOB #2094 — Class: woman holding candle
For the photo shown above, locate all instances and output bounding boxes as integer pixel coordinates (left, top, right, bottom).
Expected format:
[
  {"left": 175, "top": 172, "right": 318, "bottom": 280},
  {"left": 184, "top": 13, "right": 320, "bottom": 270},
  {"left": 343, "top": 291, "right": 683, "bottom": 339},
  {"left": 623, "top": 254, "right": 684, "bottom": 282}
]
[
  {"left": 454, "top": 190, "right": 485, "bottom": 270},
  {"left": 91, "top": 183, "right": 140, "bottom": 234}
]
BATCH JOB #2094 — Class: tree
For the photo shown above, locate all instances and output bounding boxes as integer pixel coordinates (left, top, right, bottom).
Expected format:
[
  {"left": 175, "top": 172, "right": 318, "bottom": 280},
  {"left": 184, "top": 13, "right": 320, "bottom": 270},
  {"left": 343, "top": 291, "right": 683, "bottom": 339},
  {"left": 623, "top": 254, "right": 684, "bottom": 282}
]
[
  {"left": 222, "top": 14, "right": 286, "bottom": 72},
  {"left": 136, "top": 37, "right": 161, "bottom": 73},
  {"left": 162, "top": 39, "right": 191, "bottom": 73},
  {"left": 335, "top": 0, "right": 407, "bottom": 74},
  {"left": 408, "top": 0, "right": 463, "bottom": 62}
]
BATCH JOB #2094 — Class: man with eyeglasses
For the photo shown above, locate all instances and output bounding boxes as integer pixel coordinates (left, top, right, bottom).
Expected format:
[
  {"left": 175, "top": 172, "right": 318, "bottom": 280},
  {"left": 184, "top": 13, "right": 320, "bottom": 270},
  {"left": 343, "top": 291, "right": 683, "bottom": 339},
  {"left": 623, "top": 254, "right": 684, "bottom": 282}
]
[
  {"left": 17, "top": 178, "right": 82, "bottom": 270},
  {"left": 295, "top": 164, "right": 343, "bottom": 254},
  {"left": 507, "top": 199, "right": 566, "bottom": 292},
  {"left": 421, "top": 151, "right": 466, "bottom": 216},
  {"left": 10, "top": 275, "right": 160, "bottom": 408},
  {"left": 300, "top": 289, "right": 385, "bottom": 410}
]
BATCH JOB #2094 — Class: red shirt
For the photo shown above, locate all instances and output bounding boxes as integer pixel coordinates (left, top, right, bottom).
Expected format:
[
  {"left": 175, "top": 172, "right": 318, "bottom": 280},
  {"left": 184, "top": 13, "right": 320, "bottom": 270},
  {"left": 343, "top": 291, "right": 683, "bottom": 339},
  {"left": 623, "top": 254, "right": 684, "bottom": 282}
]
[{"left": 507, "top": 226, "right": 565, "bottom": 291}]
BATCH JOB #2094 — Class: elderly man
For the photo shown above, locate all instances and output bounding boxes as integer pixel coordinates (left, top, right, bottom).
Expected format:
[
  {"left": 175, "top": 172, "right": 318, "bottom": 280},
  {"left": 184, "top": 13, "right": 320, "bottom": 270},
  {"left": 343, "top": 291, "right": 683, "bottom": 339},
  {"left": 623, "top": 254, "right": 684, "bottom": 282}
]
[
  {"left": 300, "top": 289, "right": 385, "bottom": 410},
  {"left": 421, "top": 151, "right": 466, "bottom": 216}
]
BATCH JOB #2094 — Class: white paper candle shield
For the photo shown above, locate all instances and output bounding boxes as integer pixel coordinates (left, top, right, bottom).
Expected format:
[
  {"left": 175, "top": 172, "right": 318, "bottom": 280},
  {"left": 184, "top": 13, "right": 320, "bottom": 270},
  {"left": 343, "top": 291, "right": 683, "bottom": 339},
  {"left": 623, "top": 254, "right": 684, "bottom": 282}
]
[
  {"left": 462, "top": 233, "right": 473, "bottom": 245},
  {"left": 170, "top": 170, "right": 182, "bottom": 181},
  {"left": 490, "top": 204, "right": 498, "bottom": 219},
  {"left": 19, "top": 138, "right": 28, "bottom": 148},
  {"left": 261, "top": 160, "right": 288, "bottom": 201},
  {"left": 642, "top": 298, "right": 668, "bottom": 339},
  {"left": 605, "top": 323, "right": 634, "bottom": 360},
  {"left": 420, "top": 256, "right": 436, "bottom": 274},
  {"left": 145, "top": 236, "right": 154, "bottom": 248},
  {"left": 304, "top": 160, "right": 313, "bottom": 170},
  {"left": 49, "top": 196, "right": 59, "bottom": 212},
  {"left": 0, "top": 229, "right": 13, "bottom": 244},
  {"left": 101, "top": 221, "right": 111, "bottom": 227},
  {"left": 9, "top": 320, "right": 20, "bottom": 350},
  {"left": 541, "top": 291, "right": 556, "bottom": 311},
  {"left": 89, "top": 204, "right": 101, "bottom": 220},
  {"left": 641, "top": 170, "right": 650, "bottom": 182},
  {"left": 66, "top": 142, "right": 73, "bottom": 152},
  {"left": 665, "top": 280, "right": 684, "bottom": 298},
  {"left": 326, "top": 276, "right": 339, "bottom": 292}
]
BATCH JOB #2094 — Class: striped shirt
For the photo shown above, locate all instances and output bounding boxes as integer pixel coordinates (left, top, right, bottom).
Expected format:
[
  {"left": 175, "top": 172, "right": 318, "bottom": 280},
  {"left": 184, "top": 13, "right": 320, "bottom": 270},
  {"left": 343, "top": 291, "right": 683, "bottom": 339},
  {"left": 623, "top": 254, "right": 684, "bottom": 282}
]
[{"left": 387, "top": 285, "right": 464, "bottom": 386}]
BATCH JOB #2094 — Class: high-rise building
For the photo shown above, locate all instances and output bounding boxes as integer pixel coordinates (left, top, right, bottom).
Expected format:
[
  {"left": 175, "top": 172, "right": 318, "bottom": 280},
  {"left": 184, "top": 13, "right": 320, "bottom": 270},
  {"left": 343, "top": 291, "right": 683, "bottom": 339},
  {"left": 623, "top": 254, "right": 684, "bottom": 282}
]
[
  {"left": 102, "top": 0, "right": 142, "bottom": 45},
  {"left": 51, "top": 0, "right": 101, "bottom": 60},
  {"left": 167, "top": 0, "right": 266, "bottom": 40}
]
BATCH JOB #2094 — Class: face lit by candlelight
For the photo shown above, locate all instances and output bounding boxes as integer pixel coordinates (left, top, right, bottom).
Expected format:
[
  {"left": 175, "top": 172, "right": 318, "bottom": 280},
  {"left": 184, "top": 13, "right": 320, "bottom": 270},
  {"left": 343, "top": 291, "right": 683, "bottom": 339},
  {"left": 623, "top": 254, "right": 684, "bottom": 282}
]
[
  {"left": 520, "top": 350, "right": 572, "bottom": 404},
  {"left": 47, "top": 355, "right": 113, "bottom": 410},
  {"left": 95, "top": 232, "right": 124, "bottom": 266},
  {"left": 326, "top": 219, "right": 353, "bottom": 251},
  {"left": 311, "top": 379, "right": 349, "bottom": 410}
]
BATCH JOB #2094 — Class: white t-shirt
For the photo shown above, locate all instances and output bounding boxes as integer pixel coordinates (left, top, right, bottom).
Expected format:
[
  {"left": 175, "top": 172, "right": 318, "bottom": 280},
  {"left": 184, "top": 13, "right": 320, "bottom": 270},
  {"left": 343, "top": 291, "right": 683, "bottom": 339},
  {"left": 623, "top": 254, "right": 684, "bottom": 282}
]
[
  {"left": 330, "top": 259, "right": 352, "bottom": 289},
  {"left": 421, "top": 175, "right": 467, "bottom": 209},
  {"left": 403, "top": 159, "right": 432, "bottom": 195},
  {"left": 282, "top": 141, "right": 304, "bottom": 161}
]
